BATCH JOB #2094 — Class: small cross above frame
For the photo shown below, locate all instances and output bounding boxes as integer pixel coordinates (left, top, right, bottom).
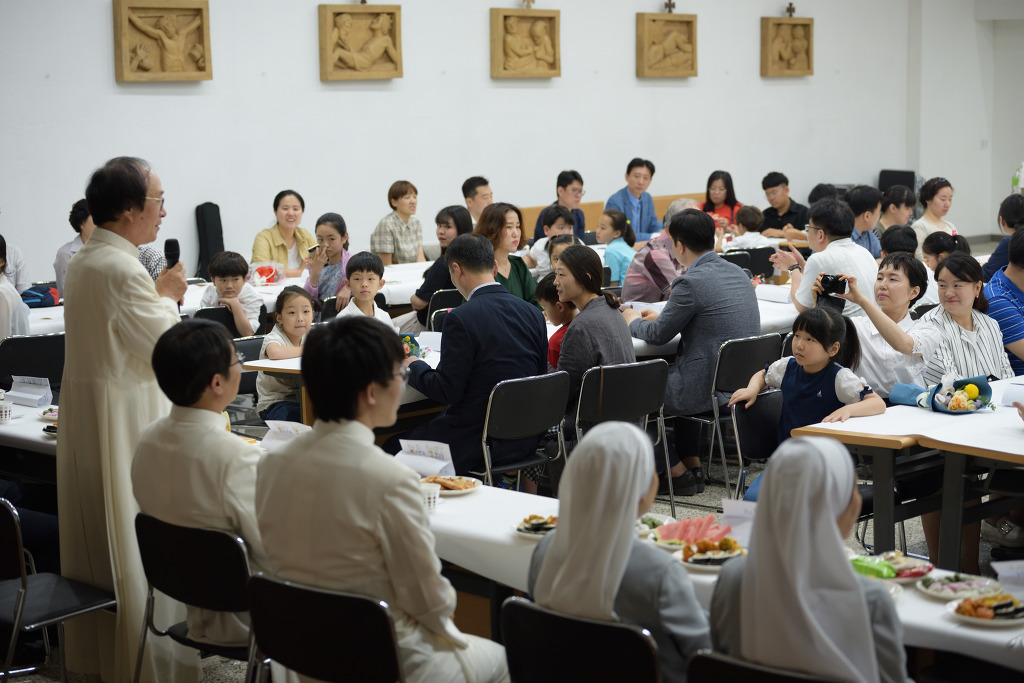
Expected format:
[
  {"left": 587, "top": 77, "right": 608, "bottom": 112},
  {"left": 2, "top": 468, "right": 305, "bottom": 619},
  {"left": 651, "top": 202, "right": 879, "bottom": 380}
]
[
  {"left": 665, "top": 0, "right": 676, "bottom": 13},
  {"left": 786, "top": 3, "right": 796, "bottom": 17},
  {"left": 522, "top": 0, "right": 535, "bottom": 9}
]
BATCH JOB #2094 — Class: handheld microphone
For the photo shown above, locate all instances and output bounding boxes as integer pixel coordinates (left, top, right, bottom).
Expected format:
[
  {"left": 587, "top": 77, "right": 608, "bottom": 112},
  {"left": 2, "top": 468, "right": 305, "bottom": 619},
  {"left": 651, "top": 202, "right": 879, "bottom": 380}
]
[{"left": 164, "top": 238, "right": 180, "bottom": 269}]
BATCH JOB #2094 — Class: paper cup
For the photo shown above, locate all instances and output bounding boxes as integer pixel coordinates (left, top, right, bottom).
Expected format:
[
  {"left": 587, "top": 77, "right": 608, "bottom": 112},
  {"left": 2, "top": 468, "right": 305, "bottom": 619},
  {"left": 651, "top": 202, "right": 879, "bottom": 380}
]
[
  {"left": 0, "top": 401, "right": 12, "bottom": 425},
  {"left": 420, "top": 482, "right": 441, "bottom": 513}
]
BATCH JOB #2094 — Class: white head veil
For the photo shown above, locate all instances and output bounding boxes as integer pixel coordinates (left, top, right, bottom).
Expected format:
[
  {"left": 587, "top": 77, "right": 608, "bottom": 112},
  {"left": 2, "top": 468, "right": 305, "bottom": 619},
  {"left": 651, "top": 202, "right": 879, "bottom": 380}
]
[
  {"left": 740, "top": 437, "right": 880, "bottom": 683},
  {"left": 532, "top": 422, "right": 655, "bottom": 621}
]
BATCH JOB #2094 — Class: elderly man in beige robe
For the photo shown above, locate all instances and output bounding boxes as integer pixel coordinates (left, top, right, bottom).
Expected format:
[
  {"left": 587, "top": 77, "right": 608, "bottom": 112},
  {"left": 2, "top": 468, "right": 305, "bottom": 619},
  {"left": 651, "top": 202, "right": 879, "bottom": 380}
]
[{"left": 58, "top": 157, "right": 198, "bottom": 682}]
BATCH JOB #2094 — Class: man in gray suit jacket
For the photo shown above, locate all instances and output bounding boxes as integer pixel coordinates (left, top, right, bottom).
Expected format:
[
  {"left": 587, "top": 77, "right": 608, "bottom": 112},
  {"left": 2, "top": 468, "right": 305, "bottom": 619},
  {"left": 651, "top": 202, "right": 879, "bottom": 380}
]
[{"left": 623, "top": 209, "right": 760, "bottom": 495}]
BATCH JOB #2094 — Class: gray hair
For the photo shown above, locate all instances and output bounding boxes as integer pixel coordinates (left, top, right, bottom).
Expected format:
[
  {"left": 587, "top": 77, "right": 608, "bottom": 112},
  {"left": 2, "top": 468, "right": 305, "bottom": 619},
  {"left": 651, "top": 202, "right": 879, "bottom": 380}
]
[{"left": 664, "top": 198, "right": 701, "bottom": 227}]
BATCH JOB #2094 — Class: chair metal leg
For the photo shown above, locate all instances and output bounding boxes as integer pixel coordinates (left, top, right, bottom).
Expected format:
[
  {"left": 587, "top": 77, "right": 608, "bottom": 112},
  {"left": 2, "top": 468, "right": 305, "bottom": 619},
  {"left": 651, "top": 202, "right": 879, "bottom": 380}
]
[
  {"left": 133, "top": 590, "right": 156, "bottom": 683},
  {"left": 58, "top": 622, "right": 68, "bottom": 683},
  {"left": 715, "top": 421, "right": 733, "bottom": 499},
  {"left": 658, "top": 413, "right": 675, "bottom": 518},
  {"left": 3, "top": 592, "right": 26, "bottom": 675},
  {"left": 898, "top": 521, "right": 908, "bottom": 554}
]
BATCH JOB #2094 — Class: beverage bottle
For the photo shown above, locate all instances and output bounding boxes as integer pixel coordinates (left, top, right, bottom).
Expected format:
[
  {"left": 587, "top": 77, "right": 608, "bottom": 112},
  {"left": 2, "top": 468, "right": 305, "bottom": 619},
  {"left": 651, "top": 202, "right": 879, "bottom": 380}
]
[{"left": 1013, "top": 162, "right": 1024, "bottom": 195}]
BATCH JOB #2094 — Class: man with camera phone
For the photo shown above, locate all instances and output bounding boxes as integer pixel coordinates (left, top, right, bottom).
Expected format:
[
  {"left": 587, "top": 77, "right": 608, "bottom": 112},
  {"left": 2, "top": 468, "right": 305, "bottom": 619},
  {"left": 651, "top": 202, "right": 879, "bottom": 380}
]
[{"left": 770, "top": 198, "right": 878, "bottom": 317}]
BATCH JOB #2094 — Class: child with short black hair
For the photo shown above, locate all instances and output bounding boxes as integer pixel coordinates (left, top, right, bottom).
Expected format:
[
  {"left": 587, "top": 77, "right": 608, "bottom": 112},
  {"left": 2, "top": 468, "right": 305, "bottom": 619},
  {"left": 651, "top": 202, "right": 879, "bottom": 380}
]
[
  {"left": 536, "top": 272, "right": 576, "bottom": 368},
  {"left": 524, "top": 205, "right": 575, "bottom": 278},
  {"left": 258, "top": 286, "right": 321, "bottom": 422},
  {"left": 879, "top": 225, "right": 918, "bottom": 257},
  {"left": 133, "top": 319, "right": 267, "bottom": 647},
  {"left": 338, "top": 251, "right": 398, "bottom": 332},
  {"left": 716, "top": 206, "right": 773, "bottom": 253},
  {"left": 199, "top": 251, "right": 263, "bottom": 337}
]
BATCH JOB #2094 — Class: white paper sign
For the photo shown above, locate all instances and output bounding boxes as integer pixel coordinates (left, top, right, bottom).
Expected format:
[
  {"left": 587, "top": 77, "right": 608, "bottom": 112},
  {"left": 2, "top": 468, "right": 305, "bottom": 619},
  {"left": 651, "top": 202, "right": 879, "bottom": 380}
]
[
  {"left": 720, "top": 499, "right": 757, "bottom": 549},
  {"left": 396, "top": 439, "right": 455, "bottom": 477},
  {"left": 998, "top": 382, "right": 1024, "bottom": 407},
  {"left": 991, "top": 560, "right": 1024, "bottom": 593},
  {"left": 258, "top": 420, "right": 311, "bottom": 452},
  {"left": 7, "top": 376, "right": 52, "bottom": 408}
]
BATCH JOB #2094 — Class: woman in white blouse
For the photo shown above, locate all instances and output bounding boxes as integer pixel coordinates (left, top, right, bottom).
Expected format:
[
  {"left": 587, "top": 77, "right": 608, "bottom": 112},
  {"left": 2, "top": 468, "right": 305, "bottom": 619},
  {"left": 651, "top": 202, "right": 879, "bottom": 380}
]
[
  {"left": 911, "top": 177, "right": 955, "bottom": 259},
  {"left": 919, "top": 252, "right": 1013, "bottom": 385},
  {"left": 0, "top": 234, "right": 30, "bottom": 339},
  {"left": 817, "top": 253, "right": 941, "bottom": 398}
]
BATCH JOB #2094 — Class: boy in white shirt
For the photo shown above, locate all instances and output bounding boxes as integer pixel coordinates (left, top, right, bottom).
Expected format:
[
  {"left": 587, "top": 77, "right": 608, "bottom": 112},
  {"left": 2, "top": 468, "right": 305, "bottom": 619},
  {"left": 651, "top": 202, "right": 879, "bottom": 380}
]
[
  {"left": 338, "top": 251, "right": 399, "bottom": 332},
  {"left": 522, "top": 205, "right": 574, "bottom": 279},
  {"left": 198, "top": 251, "right": 263, "bottom": 337},
  {"left": 132, "top": 319, "right": 267, "bottom": 647},
  {"left": 716, "top": 205, "right": 774, "bottom": 253},
  {"left": 770, "top": 198, "right": 879, "bottom": 317}
]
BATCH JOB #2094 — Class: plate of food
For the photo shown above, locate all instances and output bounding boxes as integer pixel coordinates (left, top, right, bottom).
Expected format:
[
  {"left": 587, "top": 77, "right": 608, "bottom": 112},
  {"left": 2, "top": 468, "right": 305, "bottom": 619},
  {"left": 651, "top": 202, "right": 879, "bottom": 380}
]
[
  {"left": 945, "top": 594, "right": 1024, "bottom": 627},
  {"left": 850, "top": 551, "right": 933, "bottom": 584},
  {"left": 915, "top": 574, "right": 1003, "bottom": 602},
  {"left": 636, "top": 513, "right": 674, "bottom": 539},
  {"left": 420, "top": 475, "right": 481, "bottom": 497},
  {"left": 39, "top": 407, "right": 58, "bottom": 422},
  {"left": 42, "top": 424, "right": 58, "bottom": 438},
  {"left": 651, "top": 514, "right": 732, "bottom": 551},
  {"left": 671, "top": 541, "right": 746, "bottom": 573},
  {"left": 514, "top": 514, "right": 557, "bottom": 541}
]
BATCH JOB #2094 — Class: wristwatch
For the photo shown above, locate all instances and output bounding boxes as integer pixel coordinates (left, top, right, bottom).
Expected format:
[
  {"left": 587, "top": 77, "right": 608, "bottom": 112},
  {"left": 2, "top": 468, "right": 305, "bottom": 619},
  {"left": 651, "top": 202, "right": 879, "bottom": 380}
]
[{"left": 787, "top": 264, "right": 802, "bottom": 273}]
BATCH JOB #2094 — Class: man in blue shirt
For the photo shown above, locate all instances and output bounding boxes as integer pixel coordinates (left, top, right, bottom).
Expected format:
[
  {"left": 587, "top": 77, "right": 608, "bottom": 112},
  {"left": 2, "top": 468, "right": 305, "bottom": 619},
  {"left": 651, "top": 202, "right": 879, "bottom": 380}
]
[
  {"left": 605, "top": 158, "right": 661, "bottom": 241},
  {"left": 846, "top": 185, "right": 883, "bottom": 259},
  {"left": 983, "top": 229, "right": 1024, "bottom": 375}
]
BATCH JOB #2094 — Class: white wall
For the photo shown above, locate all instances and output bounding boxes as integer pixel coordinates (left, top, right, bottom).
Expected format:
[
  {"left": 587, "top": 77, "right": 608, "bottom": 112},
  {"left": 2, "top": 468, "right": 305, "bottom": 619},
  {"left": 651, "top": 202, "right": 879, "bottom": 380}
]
[
  {"left": 0, "top": 0, "right": 986, "bottom": 283},
  {"left": 990, "top": 20, "right": 1024, "bottom": 217}
]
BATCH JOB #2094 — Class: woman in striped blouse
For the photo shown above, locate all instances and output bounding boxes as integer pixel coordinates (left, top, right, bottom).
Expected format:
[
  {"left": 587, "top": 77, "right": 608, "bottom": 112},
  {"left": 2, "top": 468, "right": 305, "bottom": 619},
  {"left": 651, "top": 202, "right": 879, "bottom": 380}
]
[{"left": 921, "top": 252, "right": 1013, "bottom": 386}]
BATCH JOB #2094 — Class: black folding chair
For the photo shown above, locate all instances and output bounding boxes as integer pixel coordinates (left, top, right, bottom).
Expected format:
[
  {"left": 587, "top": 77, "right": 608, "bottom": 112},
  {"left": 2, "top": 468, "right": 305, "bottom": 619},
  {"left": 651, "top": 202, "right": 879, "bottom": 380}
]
[
  {"left": 910, "top": 302, "right": 938, "bottom": 320},
  {"left": 193, "top": 306, "right": 241, "bottom": 338},
  {"left": 186, "top": 277, "right": 207, "bottom": 285},
  {"left": 781, "top": 331, "right": 793, "bottom": 357},
  {"left": 133, "top": 513, "right": 255, "bottom": 683},
  {"left": 0, "top": 499, "right": 116, "bottom": 680},
  {"left": 247, "top": 574, "right": 404, "bottom": 683},
  {"left": 688, "top": 650, "right": 844, "bottom": 683},
  {"left": 743, "top": 246, "right": 776, "bottom": 280},
  {"left": 581, "top": 231, "right": 598, "bottom": 245},
  {"left": 0, "top": 333, "right": 65, "bottom": 396},
  {"left": 473, "top": 371, "right": 570, "bottom": 488},
  {"left": 720, "top": 250, "right": 751, "bottom": 272},
  {"left": 575, "top": 360, "right": 674, "bottom": 516},
  {"left": 602, "top": 265, "right": 612, "bottom": 286},
  {"left": 426, "top": 289, "right": 463, "bottom": 331},
  {"left": 677, "top": 333, "right": 783, "bottom": 502},
  {"left": 320, "top": 297, "right": 340, "bottom": 322},
  {"left": 502, "top": 597, "right": 660, "bottom": 683},
  {"left": 430, "top": 308, "right": 448, "bottom": 332},
  {"left": 730, "top": 390, "right": 783, "bottom": 494}
]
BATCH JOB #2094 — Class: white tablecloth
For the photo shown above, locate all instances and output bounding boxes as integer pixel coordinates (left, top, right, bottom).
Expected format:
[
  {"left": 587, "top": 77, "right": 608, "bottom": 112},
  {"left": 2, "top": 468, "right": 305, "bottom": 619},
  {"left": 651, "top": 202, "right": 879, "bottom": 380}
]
[
  {"left": 0, "top": 402, "right": 57, "bottom": 456},
  {"left": 27, "top": 307, "right": 65, "bottom": 336}
]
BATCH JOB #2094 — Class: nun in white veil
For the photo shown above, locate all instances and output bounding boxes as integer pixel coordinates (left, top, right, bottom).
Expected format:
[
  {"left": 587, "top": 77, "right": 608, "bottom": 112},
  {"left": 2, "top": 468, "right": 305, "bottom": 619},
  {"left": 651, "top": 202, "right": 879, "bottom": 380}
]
[
  {"left": 528, "top": 422, "right": 710, "bottom": 682},
  {"left": 710, "top": 437, "right": 911, "bottom": 683}
]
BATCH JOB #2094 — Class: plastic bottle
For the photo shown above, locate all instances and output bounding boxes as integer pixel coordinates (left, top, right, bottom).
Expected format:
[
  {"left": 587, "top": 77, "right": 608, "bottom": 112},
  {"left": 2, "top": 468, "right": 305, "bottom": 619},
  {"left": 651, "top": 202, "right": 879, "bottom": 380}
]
[{"left": 1013, "top": 162, "right": 1024, "bottom": 195}]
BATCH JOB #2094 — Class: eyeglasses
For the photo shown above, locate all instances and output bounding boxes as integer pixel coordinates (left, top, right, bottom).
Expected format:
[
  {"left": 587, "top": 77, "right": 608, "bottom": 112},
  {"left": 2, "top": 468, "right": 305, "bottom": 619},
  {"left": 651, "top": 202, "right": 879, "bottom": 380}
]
[
  {"left": 571, "top": 189, "right": 586, "bottom": 197},
  {"left": 145, "top": 196, "right": 165, "bottom": 208},
  {"left": 233, "top": 351, "right": 245, "bottom": 368}
]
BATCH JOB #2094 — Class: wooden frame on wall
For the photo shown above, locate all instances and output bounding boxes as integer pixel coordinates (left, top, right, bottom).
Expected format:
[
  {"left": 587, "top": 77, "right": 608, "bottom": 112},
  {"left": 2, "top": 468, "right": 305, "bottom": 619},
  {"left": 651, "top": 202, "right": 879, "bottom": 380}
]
[
  {"left": 489, "top": 8, "right": 560, "bottom": 79},
  {"left": 318, "top": 4, "right": 403, "bottom": 81},
  {"left": 760, "top": 17, "right": 813, "bottom": 77},
  {"left": 636, "top": 13, "right": 697, "bottom": 78},
  {"left": 113, "top": 0, "right": 212, "bottom": 82}
]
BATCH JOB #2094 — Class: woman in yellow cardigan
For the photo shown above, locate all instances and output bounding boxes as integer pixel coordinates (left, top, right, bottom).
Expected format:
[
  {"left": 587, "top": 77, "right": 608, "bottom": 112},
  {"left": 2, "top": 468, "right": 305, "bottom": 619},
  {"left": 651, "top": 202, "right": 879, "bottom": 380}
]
[{"left": 252, "top": 189, "right": 317, "bottom": 277}]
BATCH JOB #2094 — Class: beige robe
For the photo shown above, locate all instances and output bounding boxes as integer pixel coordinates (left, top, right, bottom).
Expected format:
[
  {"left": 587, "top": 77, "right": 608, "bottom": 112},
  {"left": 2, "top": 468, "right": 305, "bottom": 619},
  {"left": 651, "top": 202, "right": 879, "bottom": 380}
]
[{"left": 57, "top": 228, "right": 200, "bottom": 682}]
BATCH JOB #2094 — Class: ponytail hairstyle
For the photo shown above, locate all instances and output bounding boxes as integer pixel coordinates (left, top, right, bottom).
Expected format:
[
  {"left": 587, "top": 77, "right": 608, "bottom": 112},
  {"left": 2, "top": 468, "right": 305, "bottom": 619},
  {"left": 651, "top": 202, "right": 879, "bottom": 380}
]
[
  {"left": 602, "top": 209, "right": 636, "bottom": 247},
  {"left": 998, "top": 194, "right": 1024, "bottom": 231},
  {"left": 556, "top": 245, "right": 619, "bottom": 308},
  {"left": 546, "top": 234, "right": 582, "bottom": 259},
  {"left": 922, "top": 232, "right": 971, "bottom": 259},
  {"left": 794, "top": 306, "right": 862, "bottom": 371},
  {"left": 934, "top": 252, "right": 988, "bottom": 313}
]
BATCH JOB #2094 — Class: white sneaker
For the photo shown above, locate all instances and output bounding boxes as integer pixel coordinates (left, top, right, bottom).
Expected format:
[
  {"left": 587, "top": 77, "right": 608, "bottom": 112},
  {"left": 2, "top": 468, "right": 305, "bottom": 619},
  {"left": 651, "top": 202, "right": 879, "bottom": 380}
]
[{"left": 981, "top": 517, "right": 1024, "bottom": 548}]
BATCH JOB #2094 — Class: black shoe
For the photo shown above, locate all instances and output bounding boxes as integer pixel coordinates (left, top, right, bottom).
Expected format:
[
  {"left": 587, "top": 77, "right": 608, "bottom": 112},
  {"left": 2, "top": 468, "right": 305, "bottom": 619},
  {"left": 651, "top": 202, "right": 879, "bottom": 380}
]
[{"left": 658, "top": 468, "right": 704, "bottom": 497}]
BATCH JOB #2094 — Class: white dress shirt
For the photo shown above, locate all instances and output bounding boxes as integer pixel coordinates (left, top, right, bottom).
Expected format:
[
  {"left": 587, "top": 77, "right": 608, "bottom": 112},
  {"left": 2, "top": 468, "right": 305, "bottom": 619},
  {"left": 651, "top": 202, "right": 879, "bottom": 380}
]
[
  {"left": 53, "top": 234, "right": 84, "bottom": 297},
  {"left": 850, "top": 314, "right": 941, "bottom": 397},
  {"left": 132, "top": 405, "right": 267, "bottom": 647},
  {"left": 338, "top": 296, "right": 399, "bottom": 331}
]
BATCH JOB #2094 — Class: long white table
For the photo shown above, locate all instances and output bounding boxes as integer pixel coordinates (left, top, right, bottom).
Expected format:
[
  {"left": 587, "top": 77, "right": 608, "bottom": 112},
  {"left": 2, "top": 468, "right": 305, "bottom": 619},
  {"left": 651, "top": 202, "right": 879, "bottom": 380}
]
[
  {"left": 428, "top": 485, "right": 1024, "bottom": 673},
  {"left": 0, "top": 403, "right": 57, "bottom": 457}
]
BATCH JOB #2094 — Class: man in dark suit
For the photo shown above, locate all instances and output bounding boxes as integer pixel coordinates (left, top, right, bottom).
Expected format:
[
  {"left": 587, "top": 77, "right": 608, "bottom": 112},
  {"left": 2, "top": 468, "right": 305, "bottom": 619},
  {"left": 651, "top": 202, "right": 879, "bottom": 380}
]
[
  {"left": 396, "top": 234, "right": 548, "bottom": 474},
  {"left": 623, "top": 209, "right": 760, "bottom": 495}
]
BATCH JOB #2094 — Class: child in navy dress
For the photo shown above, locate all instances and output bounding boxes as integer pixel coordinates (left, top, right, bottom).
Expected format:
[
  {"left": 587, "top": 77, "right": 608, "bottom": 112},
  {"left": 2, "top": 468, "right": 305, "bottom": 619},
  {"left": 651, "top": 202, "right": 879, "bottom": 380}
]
[{"left": 730, "top": 306, "right": 885, "bottom": 500}]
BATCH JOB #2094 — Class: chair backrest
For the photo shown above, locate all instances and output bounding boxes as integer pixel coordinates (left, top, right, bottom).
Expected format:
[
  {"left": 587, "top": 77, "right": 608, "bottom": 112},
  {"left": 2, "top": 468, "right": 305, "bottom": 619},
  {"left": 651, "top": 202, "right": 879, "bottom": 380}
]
[
  {"left": 0, "top": 499, "right": 27, "bottom": 586},
  {"left": 426, "top": 289, "right": 463, "bottom": 326},
  {"left": 320, "top": 297, "right": 339, "bottom": 322},
  {"left": 502, "top": 597, "right": 660, "bottom": 683},
  {"left": 430, "top": 308, "right": 448, "bottom": 332},
  {"left": 720, "top": 250, "right": 751, "bottom": 271},
  {"left": 247, "top": 574, "right": 403, "bottom": 683},
  {"left": 581, "top": 231, "right": 598, "bottom": 245},
  {"left": 688, "top": 650, "right": 843, "bottom": 683},
  {"left": 910, "top": 303, "right": 938, "bottom": 320},
  {"left": 186, "top": 277, "right": 207, "bottom": 285},
  {"left": 731, "top": 390, "right": 783, "bottom": 462},
  {"left": 234, "top": 335, "right": 265, "bottom": 396},
  {"left": 577, "top": 360, "right": 669, "bottom": 427},
  {"left": 134, "top": 513, "right": 251, "bottom": 613},
  {"left": 374, "top": 292, "right": 387, "bottom": 311},
  {"left": 781, "top": 331, "right": 793, "bottom": 357},
  {"left": 195, "top": 201, "right": 225, "bottom": 281},
  {"left": 712, "top": 334, "right": 783, "bottom": 395},
  {"left": 483, "top": 371, "right": 570, "bottom": 442},
  {"left": 0, "top": 333, "right": 65, "bottom": 392},
  {"left": 257, "top": 303, "right": 268, "bottom": 334},
  {"left": 193, "top": 306, "right": 240, "bottom": 338},
  {"left": 743, "top": 246, "right": 776, "bottom": 280},
  {"left": 602, "top": 265, "right": 612, "bottom": 286}
]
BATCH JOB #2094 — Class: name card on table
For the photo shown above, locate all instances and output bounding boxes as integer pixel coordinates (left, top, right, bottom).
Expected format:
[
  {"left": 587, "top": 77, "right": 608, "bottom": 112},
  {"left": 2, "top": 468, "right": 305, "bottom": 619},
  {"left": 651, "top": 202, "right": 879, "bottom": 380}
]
[
  {"left": 396, "top": 439, "right": 455, "bottom": 477},
  {"left": 721, "top": 499, "right": 757, "bottom": 549},
  {"left": 6, "top": 376, "right": 52, "bottom": 407},
  {"left": 999, "top": 382, "right": 1024, "bottom": 407},
  {"left": 259, "top": 420, "right": 311, "bottom": 452},
  {"left": 991, "top": 560, "right": 1024, "bottom": 593}
]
